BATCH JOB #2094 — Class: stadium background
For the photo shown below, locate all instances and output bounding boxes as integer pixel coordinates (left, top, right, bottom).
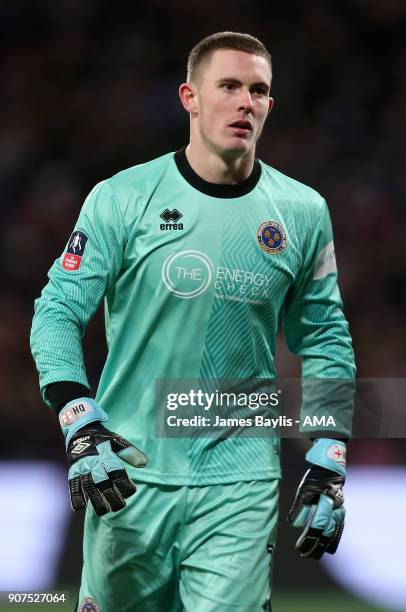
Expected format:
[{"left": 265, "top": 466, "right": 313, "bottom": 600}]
[{"left": 1, "top": 1, "right": 405, "bottom": 610}]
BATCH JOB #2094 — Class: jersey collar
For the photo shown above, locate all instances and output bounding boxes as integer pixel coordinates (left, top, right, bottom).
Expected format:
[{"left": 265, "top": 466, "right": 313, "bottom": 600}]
[{"left": 174, "top": 146, "right": 261, "bottom": 199}]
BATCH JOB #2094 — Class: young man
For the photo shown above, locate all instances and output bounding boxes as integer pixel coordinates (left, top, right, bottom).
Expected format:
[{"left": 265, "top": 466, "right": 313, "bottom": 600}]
[{"left": 31, "top": 32, "right": 355, "bottom": 612}]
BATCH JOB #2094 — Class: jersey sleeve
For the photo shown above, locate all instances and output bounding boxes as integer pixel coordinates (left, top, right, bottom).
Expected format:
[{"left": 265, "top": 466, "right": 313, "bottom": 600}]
[
  {"left": 282, "top": 198, "right": 356, "bottom": 438},
  {"left": 30, "top": 180, "right": 126, "bottom": 406}
]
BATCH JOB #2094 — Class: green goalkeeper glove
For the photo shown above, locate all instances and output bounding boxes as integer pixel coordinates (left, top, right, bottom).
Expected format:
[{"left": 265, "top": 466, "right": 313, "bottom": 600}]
[
  {"left": 59, "top": 398, "right": 148, "bottom": 516},
  {"left": 287, "top": 438, "right": 346, "bottom": 559}
]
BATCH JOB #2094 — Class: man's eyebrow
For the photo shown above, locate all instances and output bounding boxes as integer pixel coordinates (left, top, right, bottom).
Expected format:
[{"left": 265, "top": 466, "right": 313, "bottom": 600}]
[{"left": 216, "top": 77, "right": 270, "bottom": 91}]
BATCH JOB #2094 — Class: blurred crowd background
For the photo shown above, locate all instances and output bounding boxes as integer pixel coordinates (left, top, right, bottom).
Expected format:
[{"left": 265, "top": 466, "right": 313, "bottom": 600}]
[{"left": 0, "top": 1, "right": 405, "bottom": 610}]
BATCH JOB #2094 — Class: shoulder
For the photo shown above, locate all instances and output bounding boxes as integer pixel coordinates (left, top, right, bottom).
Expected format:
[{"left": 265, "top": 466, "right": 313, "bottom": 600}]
[
  {"left": 105, "top": 151, "right": 175, "bottom": 197},
  {"left": 81, "top": 152, "right": 175, "bottom": 224},
  {"left": 259, "top": 160, "right": 326, "bottom": 214}
]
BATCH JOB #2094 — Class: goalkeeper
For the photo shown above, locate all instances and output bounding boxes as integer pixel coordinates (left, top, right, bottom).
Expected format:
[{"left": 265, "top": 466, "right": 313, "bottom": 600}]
[{"left": 31, "top": 31, "right": 355, "bottom": 612}]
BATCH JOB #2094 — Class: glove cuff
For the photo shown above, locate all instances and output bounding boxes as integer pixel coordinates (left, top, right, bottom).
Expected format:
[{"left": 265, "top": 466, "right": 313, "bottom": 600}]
[
  {"left": 59, "top": 397, "right": 108, "bottom": 447},
  {"left": 305, "top": 438, "right": 346, "bottom": 477}
]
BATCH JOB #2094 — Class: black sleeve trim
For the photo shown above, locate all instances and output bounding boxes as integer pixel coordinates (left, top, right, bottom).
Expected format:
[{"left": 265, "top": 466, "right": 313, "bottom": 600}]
[
  {"left": 304, "top": 431, "right": 349, "bottom": 443},
  {"left": 46, "top": 382, "right": 92, "bottom": 414}
]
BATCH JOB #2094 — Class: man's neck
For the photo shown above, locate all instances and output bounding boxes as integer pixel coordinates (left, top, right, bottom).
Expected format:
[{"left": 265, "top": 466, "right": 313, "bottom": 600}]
[{"left": 185, "top": 142, "right": 255, "bottom": 185}]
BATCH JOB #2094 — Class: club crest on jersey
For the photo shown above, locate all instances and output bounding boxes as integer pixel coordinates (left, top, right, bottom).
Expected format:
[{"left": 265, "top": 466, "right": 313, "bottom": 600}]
[
  {"left": 257, "top": 221, "right": 286, "bottom": 255},
  {"left": 62, "top": 230, "right": 88, "bottom": 271},
  {"left": 79, "top": 597, "right": 99, "bottom": 612}
]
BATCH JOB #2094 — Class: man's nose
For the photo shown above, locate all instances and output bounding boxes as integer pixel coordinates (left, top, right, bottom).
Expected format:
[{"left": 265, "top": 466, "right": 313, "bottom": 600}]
[{"left": 238, "top": 89, "right": 253, "bottom": 112}]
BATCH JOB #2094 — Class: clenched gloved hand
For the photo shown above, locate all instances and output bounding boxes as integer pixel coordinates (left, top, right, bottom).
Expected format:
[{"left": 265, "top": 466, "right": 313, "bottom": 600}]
[
  {"left": 287, "top": 438, "right": 346, "bottom": 559},
  {"left": 59, "top": 398, "right": 148, "bottom": 516}
]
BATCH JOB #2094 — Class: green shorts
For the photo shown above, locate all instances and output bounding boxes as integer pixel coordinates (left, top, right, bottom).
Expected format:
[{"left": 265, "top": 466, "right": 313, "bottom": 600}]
[{"left": 78, "top": 478, "right": 280, "bottom": 612}]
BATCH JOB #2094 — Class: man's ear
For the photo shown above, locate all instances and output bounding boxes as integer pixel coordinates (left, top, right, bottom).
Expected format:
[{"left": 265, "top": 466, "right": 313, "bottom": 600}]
[
  {"left": 179, "top": 82, "right": 198, "bottom": 115},
  {"left": 268, "top": 97, "right": 275, "bottom": 114}
]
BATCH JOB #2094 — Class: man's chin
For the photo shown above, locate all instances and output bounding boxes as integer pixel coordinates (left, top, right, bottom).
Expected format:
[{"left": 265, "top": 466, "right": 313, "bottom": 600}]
[{"left": 220, "top": 138, "right": 253, "bottom": 157}]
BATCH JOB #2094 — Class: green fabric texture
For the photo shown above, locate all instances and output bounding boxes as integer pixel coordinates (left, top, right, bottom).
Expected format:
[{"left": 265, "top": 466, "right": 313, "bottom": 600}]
[
  {"left": 78, "top": 478, "right": 279, "bottom": 612},
  {"left": 31, "top": 152, "right": 355, "bottom": 485}
]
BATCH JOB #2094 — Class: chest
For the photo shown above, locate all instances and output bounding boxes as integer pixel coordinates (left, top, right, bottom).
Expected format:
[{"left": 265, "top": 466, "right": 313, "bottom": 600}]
[{"left": 123, "top": 187, "right": 307, "bottom": 308}]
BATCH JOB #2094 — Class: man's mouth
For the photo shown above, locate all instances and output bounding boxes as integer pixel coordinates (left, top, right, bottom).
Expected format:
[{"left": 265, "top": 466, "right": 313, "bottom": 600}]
[{"left": 229, "top": 120, "right": 253, "bottom": 132}]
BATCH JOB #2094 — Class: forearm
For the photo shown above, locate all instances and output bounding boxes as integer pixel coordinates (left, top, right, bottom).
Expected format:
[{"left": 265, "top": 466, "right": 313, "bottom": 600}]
[
  {"left": 30, "top": 294, "right": 91, "bottom": 406},
  {"left": 298, "top": 314, "right": 356, "bottom": 439}
]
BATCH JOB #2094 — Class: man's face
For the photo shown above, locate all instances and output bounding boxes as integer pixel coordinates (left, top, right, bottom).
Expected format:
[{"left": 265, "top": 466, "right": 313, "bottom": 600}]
[{"left": 192, "top": 49, "right": 273, "bottom": 158}]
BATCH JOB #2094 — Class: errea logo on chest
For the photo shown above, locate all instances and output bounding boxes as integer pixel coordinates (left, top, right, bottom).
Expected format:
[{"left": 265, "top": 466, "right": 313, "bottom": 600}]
[{"left": 160, "top": 209, "right": 184, "bottom": 231}]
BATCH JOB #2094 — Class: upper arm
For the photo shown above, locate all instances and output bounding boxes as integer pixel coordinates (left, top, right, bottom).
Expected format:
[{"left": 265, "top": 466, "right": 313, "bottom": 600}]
[
  {"left": 282, "top": 199, "right": 355, "bottom": 378},
  {"left": 35, "top": 180, "right": 126, "bottom": 328},
  {"left": 30, "top": 180, "right": 127, "bottom": 399}
]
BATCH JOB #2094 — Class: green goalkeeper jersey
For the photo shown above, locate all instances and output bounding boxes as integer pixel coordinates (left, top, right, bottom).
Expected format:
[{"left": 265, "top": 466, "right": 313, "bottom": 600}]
[{"left": 30, "top": 148, "right": 355, "bottom": 485}]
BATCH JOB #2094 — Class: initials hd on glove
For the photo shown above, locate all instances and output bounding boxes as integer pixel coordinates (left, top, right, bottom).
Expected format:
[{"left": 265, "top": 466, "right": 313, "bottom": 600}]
[
  {"left": 59, "top": 398, "right": 148, "bottom": 516},
  {"left": 287, "top": 438, "right": 346, "bottom": 559}
]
